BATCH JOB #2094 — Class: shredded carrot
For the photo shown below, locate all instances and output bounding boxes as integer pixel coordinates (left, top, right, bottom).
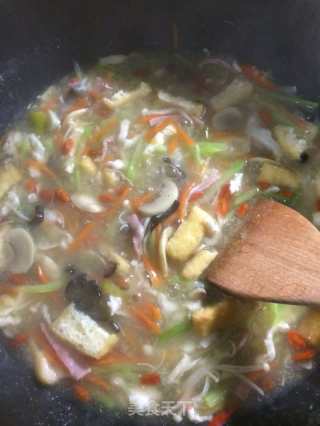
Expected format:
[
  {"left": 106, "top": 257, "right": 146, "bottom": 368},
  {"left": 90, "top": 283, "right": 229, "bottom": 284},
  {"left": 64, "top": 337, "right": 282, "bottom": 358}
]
[
  {"left": 175, "top": 123, "right": 194, "bottom": 146},
  {"left": 215, "top": 184, "right": 232, "bottom": 217},
  {"left": 258, "top": 109, "right": 273, "bottom": 127},
  {"left": 24, "top": 178, "right": 38, "bottom": 193},
  {"left": 73, "top": 384, "right": 91, "bottom": 402},
  {"left": 67, "top": 222, "right": 95, "bottom": 253},
  {"left": 55, "top": 188, "right": 70, "bottom": 203},
  {"left": 40, "top": 97, "right": 59, "bottom": 112},
  {"left": 145, "top": 117, "right": 174, "bottom": 141},
  {"left": 178, "top": 181, "right": 195, "bottom": 220},
  {"left": 257, "top": 181, "right": 271, "bottom": 191},
  {"left": 154, "top": 223, "right": 162, "bottom": 254},
  {"left": 162, "top": 210, "right": 179, "bottom": 228},
  {"left": 208, "top": 409, "right": 234, "bottom": 426},
  {"left": 142, "top": 255, "right": 163, "bottom": 287},
  {"left": 33, "top": 329, "right": 66, "bottom": 369},
  {"left": 241, "top": 64, "right": 278, "bottom": 91},
  {"left": 236, "top": 202, "right": 250, "bottom": 218},
  {"left": 131, "top": 306, "right": 161, "bottom": 335},
  {"left": 64, "top": 97, "right": 89, "bottom": 116},
  {"left": 8, "top": 333, "right": 29, "bottom": 348},
  {"left": 189, "top": 190, "right": 204, "bottom": 202},
  {"left": 9, "top": 273, "right": 30, "bottom": 285},
  {"left": 99, "top": 192, "right": 115, "bottom": 203},
  {"left": 287, "top": 330, "right": 308, "bottom": 350},
  {"left": 84, "top": 374, "right": 109, "bottom": 392},
  {"left": 61, "top": 138, "right": 74, "bottom": 156},
  {"left": 131, "top": 191, "right": 154, "bottom": 212},
  {"left": 140, "top": 372, "right": 161, "bottom": 385},
  {"left": 292, "top": 349, "right": 316, "bottom": 362},
  {"left": 281, "top": 189, "right": 293, "bottom": 198},
  {"left": 211, "top": 130, "right": 242, "bottom": 140},
  {"left": 95, "top": 350, "right": 143, "bottom": 366},
  {"left": 142, "top": 302, "right": 162, "bottom": 322},
  {"left": 83, "top": 115, "right": 118, "bottom": 154},
  {"left": 26, "top": 159, "right": 56, "bottom": 179},
  {"left": 39, "top": 188, "right": 55, "bottom": 203},
  {"left": 36, "top": 264, "right": 49, "bottom": 284},
  {"left": 167, "top": 134, "right": 179, "bottom": 154}
]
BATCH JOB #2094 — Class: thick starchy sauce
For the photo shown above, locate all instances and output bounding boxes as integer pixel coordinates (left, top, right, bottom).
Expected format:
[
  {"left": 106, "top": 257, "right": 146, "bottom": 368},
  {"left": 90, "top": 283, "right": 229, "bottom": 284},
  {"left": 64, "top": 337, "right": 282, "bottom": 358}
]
[{"left": 0, "top": 52, "right": 319, "bottom": 423}]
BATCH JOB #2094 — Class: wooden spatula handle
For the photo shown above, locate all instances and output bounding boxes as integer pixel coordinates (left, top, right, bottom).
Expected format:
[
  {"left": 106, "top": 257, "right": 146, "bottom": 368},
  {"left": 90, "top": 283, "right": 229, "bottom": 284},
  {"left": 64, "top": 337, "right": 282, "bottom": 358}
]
[{"left": 208, "top": 199, "right": 320, "bottom": 305}]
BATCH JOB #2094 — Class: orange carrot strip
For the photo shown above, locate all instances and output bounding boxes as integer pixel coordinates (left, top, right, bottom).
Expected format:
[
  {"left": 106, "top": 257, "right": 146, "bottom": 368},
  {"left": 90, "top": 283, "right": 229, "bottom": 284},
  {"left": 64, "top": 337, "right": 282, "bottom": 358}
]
[
  {"left": 292, "top": 349, "right": 316, "bottom": 362},
  {"left": 67, "top": 222, "right": 95, "bottom": 254},
  {"left": 73, "top": 384, "right": 91, "bottom": 402},
  {"left": 83, "top": 116, "right": 118, "bottom": 154},
  {"left": 8, "top": 333, "right": 29, "bottom": 348},
  {"left": 215, "top": 184, "right": 232, "bottom": 217},
  {"left": 39, "top": 188, "right": 55, "bottom": 203},
  {"left": 131, "top": 192, "right": 154, "bottom": 212},
  {"left": 178, "top": 181, "right": 195, "bottom": 220},
  {"left": 9, "top": 273, "right": 30, "bottom": 285},
  {"left": 64, "top": 97, "right": 89, "bottom": 116},
  {"left": 85, "top": 374, "right": 109, "bottom": 392},
  {"left": 61, "top": 138, "right": 75, "bottom": 156},
  {"left": 236, "top": 202, "right": 249, "bottom": 218},
  {"left": 36, "top": 264, "right": 49, "bottom": 284},
  {"left": 140, "top": 372, "right": 161, "bottom": 385},
  {"left": 167, "top": 134, "right": 179, "bottom": 155},
  {"left": 281, "top": 189, "right": 293, "bottom": 198},
  {"left": 131, "top": 306, "right": 161, "bottom": 335},
  {"left": 24, "top": 178, "right": 38, "bottom": 193},
  {"left": 287, "top": 330, "right": 308, "bottom": 350},
  {"left": 175, "top": 123, "right": 194, "bottom": 146},
  {"left": 143, "top": 302, "right": 162, "bottom": 322},
  {"left": 26, "top": 159, "right": 56, "bottom": 179},
  {"left": 211, "top": 130, "right": 242, "bottom": 140},
  {"left": 257, "top": 181, "right": 271, "bottom": 191},
  {"left": 208, "top": 409, "right": 234, "bottom": 426},
  {"left": 142, "top": 255, "right": 163, "bottom": 287},
  {"left": 144, "top": 117, "right": 175, "bottom": 141},
  {"left": 241, "top": 64, "right": 278, "bottom": 91},
  {"left": 55, "top": 188, "right": 71, "bottom": 203}
]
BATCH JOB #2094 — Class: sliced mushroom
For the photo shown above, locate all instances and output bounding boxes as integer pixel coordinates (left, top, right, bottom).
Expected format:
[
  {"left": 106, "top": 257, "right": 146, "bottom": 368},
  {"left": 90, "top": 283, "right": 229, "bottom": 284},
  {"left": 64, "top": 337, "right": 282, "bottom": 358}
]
[
  {"left": 30, "top": 340, "right": 67, "bottom": 385},
  {"left": 33, "top": 222, "right": 73, "bottom": 250},
  {"left": 71, "top": 193, "right": 104, "bottom": 213},
  {"left": 159, "top": 226, "right": 173, "bottom": 277},
  {"left": 212, "top": 107, "right": 244, "bottom": 132},
  {"left": 36, "top": 254, "right": 61, "bottom": 280},
  {"left": 69, "top": 250, "right": 114, "bottom": 278},
  {"left": 5, "top": 228, "right": 35, "bottom": 273},
  {"left": 139, "top": 179, "right": 179, "bottom": 216}
]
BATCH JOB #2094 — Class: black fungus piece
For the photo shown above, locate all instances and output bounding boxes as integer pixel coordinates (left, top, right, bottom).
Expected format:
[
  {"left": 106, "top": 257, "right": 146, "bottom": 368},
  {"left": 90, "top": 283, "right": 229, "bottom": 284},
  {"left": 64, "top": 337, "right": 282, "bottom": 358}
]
[
  {"left": 145, "top": 199, "right": 180, "bottom": 235},
  {"left": 104, "top": 260, "right": 117, "bottom": 278},
  {"left": 65, "top": 273, "right": 108, "bottom": 319},
  {"left": 163, "top": 157, "right": 186, "bottom": 181},
  {"left": 30, "top": 205, "right": 45, "bottom": 225},
  {"left": 300, "top": 152, "right": 309, "bottom": 163},
  {"left": 65, "top": 264, "right": 77, "bottom": 276},
  {"left": 109, "top": 320, "right": 121, "bottom": 333}
]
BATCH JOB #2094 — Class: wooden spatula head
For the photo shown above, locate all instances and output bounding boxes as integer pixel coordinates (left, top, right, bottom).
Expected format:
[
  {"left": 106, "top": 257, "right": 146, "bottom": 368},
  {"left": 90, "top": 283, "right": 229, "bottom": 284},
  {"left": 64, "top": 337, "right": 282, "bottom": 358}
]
[{"left": 208, "top": 199, "right": 320, "bottom": 305}]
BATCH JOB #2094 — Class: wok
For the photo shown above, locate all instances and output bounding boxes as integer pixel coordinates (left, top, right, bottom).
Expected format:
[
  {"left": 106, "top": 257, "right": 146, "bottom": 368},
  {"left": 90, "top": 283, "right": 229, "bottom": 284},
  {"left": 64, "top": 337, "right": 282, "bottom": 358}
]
[{"left": 1, "top": 0, "right": 320, "bottom": 424}]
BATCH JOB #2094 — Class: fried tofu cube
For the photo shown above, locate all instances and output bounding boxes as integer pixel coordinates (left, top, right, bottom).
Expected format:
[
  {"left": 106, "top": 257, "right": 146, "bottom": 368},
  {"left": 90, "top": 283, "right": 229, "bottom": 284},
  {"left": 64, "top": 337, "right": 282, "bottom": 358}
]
[
  {"left": 298, "top": 309, "right": 320, "bottom": 347},
  {"left": 192, "top": 301, "right": 234, "bottom": 337},
  {"left": 0, "top": 164, "right": 22, "bottom": 200},
  {"left": 273, "top": 126, "right": 307, "bottom": 161},
  {"left": 258, "top": 163, "right": 300, "bottom": 189},
  {"left": 79, "top": 155, "right": 97, "bottom": 176},
  {"left": 167, "top": 206, "right": 206, "bottom": 262},
  {"left": 182, "top": 249, "right": 218, "bottom": 280},
  {"left": 51, "top": 303, "right": 118, "bottom": 359}
]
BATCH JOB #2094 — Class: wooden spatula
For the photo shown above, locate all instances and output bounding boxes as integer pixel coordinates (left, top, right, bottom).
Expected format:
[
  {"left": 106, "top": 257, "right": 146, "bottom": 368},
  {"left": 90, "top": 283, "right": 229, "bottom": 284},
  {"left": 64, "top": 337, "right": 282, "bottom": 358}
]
[{"left": 207, "top": 198, "right": 320, "bottom": 305}]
